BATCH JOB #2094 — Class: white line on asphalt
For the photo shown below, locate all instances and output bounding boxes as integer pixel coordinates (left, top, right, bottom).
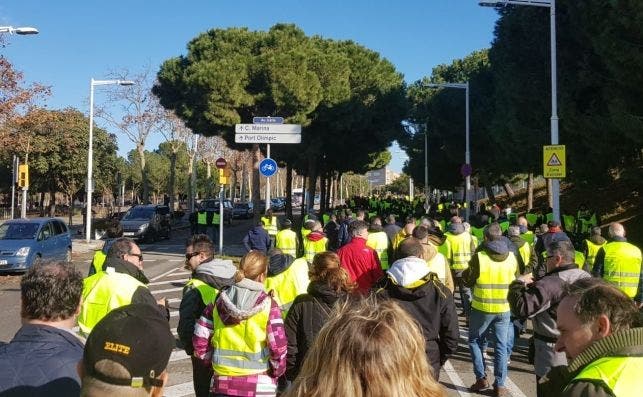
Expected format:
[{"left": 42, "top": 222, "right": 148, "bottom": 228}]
[
  {"left": 163, "top": 381, "right": 194, "bottom": 397},
  {"left": 170, "top": 327, "right": 177, "bottom": 336},
  {"left": 170, "top": 310, "right": 178, "bottom": 318},
  {"left": 168, "top": 259, "right": 185, "bottom": 262},
  {"left": 442, "top": 360, "right": 473, "bottom": 397},
  {"left": 150, "top": 267, "right": 181, "bottom": 281},
  {"left": 172, "top": 271, "right": 192, "bottom": 276},
  {"left": 169, "top": 349, "right": 190, "bottom": 362},
  {"left": 168, "top": 298, "right": 181, "bottom": 304},
  {"left": 148, "top": 278, "right": 188, "bottom": 286},
  {"left": 151, "top": 287, "right": 183, "bottom": 294}
]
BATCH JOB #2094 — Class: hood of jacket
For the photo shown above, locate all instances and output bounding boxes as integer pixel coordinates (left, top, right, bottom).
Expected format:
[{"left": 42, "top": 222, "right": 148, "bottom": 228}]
[
  {"left": 103, "top": 256, "right": 149, "bottom": 284},
  {"left": 427, "top": 229, "right": 447, "bottom": 246},
  {"left": 268, "top": 253, "right": 294, "bottom": 277},
  {"left": 482, "top": 239, "right": 511, "bottom": 261},
  {"left": 447, "top": 222, "right": 465, "bottom": 235},
  {"left": 307, "top": 281, "right": 347, "bottom": 306},
  {"left": 509, "top": 235, "right": 526, "bottom": 248},
  {"left": 387, "top": 256, "right": 432, "bottom": 289},
  {"left": 368, "top": 224, "right": 384, "bottom": 233},
  {"left": 194, "top": 258, "right": 236, "bottom": 290},
  {"left": 306, "top": 230, "right": 326, "bottom": 242},
  {"left": 215, "top": 279, "right": 269, "bottom": 326},
  {"left": 249, "top": 226, "right": 267, "bottom": 236}
]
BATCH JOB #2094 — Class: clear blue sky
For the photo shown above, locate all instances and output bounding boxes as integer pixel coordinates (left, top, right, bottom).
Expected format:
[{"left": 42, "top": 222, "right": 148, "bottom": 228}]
[{"left": 1, "top": 1, "right": 498, "bottom": 172}]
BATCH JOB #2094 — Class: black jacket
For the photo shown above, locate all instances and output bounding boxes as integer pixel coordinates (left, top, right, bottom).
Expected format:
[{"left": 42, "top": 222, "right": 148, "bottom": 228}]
[
  {"left": 0, "top": 324, "right": 84, "bottom": 396},
  {"left": 376, "top": 257, "right": 459, "bottom": 377},
  {"left": 284, "top": 281, "right": 349, "bottom": 381}
]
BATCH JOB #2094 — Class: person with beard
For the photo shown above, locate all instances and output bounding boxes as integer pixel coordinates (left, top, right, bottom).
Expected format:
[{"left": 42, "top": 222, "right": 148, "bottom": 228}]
[
  {"left": 284, "top": 251, "right": 355, "bottom": 381},
  {"left": 179, "top": 234, "right": 236, "bottom": 397}
]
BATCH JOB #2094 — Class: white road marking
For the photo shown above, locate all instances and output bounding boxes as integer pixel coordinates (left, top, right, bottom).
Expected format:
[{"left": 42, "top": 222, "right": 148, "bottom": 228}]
[
  {"left": 150, "top": 267, "right": 182, "bottom": 281},
  {"left": 442, "top": 360, "right": 473, "bottom": 397},
  {"left": 169, "top": 349, "right": 190, "bottom": 362},
  {"left": 148, "top": 278, "right": 188, "bottom": 286},
  {"left": 170, "top": 327, "right": 177, "bottom": 336},
  {"left": 170, "top": 310, "right": 178, "bottom": 318},
  {"left": 151, "top": 287, "right": 183, "bottom": 294},
  {"left": 163, "top": 381, "right": 194, "bottom": 396},
  {"left": 168, "top": 298, "right": 181, "bottom": 304}
]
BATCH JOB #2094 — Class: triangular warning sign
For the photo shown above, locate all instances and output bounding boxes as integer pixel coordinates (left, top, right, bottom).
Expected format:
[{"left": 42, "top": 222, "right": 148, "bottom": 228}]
[{"left": 547, "top": 153, "right": 562, "bottom": 166}]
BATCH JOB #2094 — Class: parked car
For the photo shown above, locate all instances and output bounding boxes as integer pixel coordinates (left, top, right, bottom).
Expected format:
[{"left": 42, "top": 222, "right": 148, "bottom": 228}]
[
  {"left": 233, "top": 202, "right": 254, "bottom": 219},
  {"left": 270, "top": 198, "right": 285, "bottom": 211},
  {"left": 0, "top": 218, "right": 72, "bottom": 273},
  {"left": 200, "top": 199, "right": 233, "bottom": 225},
  {"left": 119, "top": 204, "right": 171, "bottom": 243}
]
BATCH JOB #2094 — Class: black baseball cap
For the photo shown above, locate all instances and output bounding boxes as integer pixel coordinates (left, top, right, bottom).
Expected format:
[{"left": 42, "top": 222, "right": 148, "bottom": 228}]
[{"left": 83, "top": 304, "right": 175, "bottom": 388}]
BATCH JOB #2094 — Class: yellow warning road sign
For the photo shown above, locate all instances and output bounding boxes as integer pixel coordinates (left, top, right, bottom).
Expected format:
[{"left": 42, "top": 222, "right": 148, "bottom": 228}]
[{"left": 543, "top": 145, "right": 566, "bottom": 178}]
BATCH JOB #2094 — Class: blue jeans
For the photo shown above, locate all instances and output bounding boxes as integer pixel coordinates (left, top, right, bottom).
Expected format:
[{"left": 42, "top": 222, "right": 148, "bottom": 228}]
[
  {"left": 454, "top": 273, "right": 472, "bottom": 316},
  {"left": 468, "top": 309, "right": 510, "bottom": 387}
]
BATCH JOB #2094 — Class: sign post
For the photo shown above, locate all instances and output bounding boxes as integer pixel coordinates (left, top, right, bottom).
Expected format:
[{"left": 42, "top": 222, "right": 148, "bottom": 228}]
[{"left": 215, "top": 157, "right": 227, "bottom": 254}]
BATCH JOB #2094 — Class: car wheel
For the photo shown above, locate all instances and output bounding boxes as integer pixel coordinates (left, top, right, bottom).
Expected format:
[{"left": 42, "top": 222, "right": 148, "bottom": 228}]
[
  {"left": 65, "top": 248, "right": 72, "bottom": 262},
  {"left": 33, "top": 254, "right": 42, "bottom": 267}
]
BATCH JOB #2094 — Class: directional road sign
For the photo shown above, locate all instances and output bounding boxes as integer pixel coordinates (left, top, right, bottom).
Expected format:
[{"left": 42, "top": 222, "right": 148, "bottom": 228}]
[
  {"left": 259, "top": 158, "right": 278, "bottom": 177},
  {"left": 235, "top": 124, "right": 301, "bottom": 134},
  {"left": 253, "top": 116, "right": 284, "bottom": 124},
  {"left": 235, "top": 133, "right": 301, "bottom": 144},
  {"left": 543, "top": 145, "right": 566, "bottom": 178}
]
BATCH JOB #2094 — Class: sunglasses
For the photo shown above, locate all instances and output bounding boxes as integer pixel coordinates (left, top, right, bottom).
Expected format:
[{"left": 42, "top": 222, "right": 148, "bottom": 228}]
[{"left": 185, "top": 252, "right": 202, "bottom": 260}]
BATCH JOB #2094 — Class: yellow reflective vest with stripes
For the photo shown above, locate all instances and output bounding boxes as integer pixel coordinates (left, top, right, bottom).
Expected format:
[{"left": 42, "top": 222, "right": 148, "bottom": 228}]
[
  {"left": 264, "top": 257, "right": 310, "bottom": 317},
  {"left": 602, "top": 241, "right": 642, "bottom": 298},
  {"left": 471, "top": 251, "right": 518, "bottom": 313},
  {"left": 185, "top": 278, "right": 218, "bottom": 305},
  {"left": 275, "top": 229, "right": 298, "bottom": 257},
  {"left": 568, "top": 356, "right": 643, "bottom": 397},
  {"left": 366, "top": 231, "right": 390, "bottom": 270},
  {"left": 445, "top": 232, "right": 474, "bottom": 271}
]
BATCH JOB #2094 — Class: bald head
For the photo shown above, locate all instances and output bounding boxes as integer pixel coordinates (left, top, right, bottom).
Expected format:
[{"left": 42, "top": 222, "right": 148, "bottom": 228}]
[
  {"left": 608, "top": 222, "right": 625, "bottom": 238},
  {"left": 517, "top": 216, "right": 528, "bottom": 227}
]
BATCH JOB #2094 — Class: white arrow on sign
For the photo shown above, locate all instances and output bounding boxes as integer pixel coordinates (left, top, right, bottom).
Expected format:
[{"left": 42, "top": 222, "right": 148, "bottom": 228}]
[
  {"left": 235, "top": 133, "right": 301, "bottom": 144},
  {"left": 235, "top": 124, "right": 301, "bottom": 134}
]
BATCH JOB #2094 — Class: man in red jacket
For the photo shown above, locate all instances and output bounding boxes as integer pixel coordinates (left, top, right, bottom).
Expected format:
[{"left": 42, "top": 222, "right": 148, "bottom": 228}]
[{"left": 338, "top": 220, "right": 383, "bottom": 294}]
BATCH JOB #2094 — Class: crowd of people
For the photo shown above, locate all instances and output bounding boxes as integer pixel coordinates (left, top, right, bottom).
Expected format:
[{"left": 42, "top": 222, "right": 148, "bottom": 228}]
[{"left": 0, "top": 197, "right": 640, "bottom": 397}]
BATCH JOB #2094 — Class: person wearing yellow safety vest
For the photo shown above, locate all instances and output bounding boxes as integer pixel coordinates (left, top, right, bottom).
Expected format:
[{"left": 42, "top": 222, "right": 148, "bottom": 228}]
[
  {"left": 412, "top": 225, "right": 454, "bottom": 292},
  {"left": 463, "top": 223, "right": 519, "bottom": 396},
  {"left": 79, "top": 238, "right": 168, "bottom": 336},
  {"left": 275, "top": 219, "right": 298, "bottom": 257},
  {"left": 178, "top": 234, "right": 236, "bottom": 397},
  {"left": 580, "top": 226, "right": 606, "bottom": 273},
  {"left": 592, "top": 222, "right": 643, "bottom": 301},
  {"left": 375, "top": 237, "right": 459, "bottom": 378},
  {"left": 88, "top": 222, "right": 123, "bottom": 276},
  {"left": 366, "top": 217, "right": 390, "bottom": 270},
  {"left": 284, "top": 251, "right": 355, "bottom": 381},
  {"left": 445, "top": 217, "right": 477, "bottom": 318},
  {"left": 302, "top": 221, "right": 328, "bottom": 263},
  {"left": 265, "top": 250, "right": 309, "bottom": 316},
  {"left": 507, "top": 225, "right": 537, "bottom": 275},
  {"left": 540, "top": 278, "right": 643, "bottom": 397},
  {"left": 507, "top": 240, "right": 590, "bottom": 396},
  {"left": 517, "top": 216, "right": 535, "bottom": 246},
  {"left": 534, "top": 221, "right": 571, "bottom": 280},
  {"left": 261, "top": 209, "right": 278, "bottom": 248},
  {"left": 192, "top": 251, "right": 287, "bottom": 397},
  {"left": 392, "top": 217, "right": 416, "bottom": 255}
]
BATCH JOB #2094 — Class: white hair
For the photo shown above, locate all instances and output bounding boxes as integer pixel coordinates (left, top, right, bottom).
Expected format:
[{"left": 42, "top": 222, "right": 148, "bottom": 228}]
[{"left": 608, "top": 222, "right": 625, "bottom": 238}]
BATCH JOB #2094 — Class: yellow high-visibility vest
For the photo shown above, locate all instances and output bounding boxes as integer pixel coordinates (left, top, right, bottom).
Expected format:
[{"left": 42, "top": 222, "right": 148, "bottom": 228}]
[
  {"left": 79, "top": 267, "right": 146, "bottom": 335},
  {"left": 520, "top": 231, "right": 535, "bottom": 246},
  {"left": 585, "top": 239, "right": 605, "bottom": 267},
  {"left": 275, "top": 229, "right": 298, "bottom": 257},
  {"left": 518, "top": 243, "right": 531, "bottom": 268},
  {"left": 197, "top": 211, "right": 207, "bottom": 225},
  {"left": 264, "top": 257, "right": 309, "bottom": 316},
  {"left": 91, "top": 250, "right": 106, "bottom": 274},
  {"left": 445, "top": 232, "right": 473, "bottom": 271},
  {"left": 602, "top": 241, "right": 643, "bottom": 298},
  {"left": 261, "top": 216, "right": 278, "bottom": 236},
  {"left": 211, "top": 299, "right": 271, "bottom": 376},
  {"left": 471, "top": 251, "right": 517, "bottom": 313},
  {"left": 184, "top": 278, "right": 218, "bottom": 305},
  {"left": 366, "top": 231, "right": 389, "bottom": 270},
  {"left": 568, "top": 356, "right": 643, "bottom": 397},
  {"left": 426, "top": 252, "right": 448, "bottom": 285},
  {"left": 303, "top": 237, "right": 327, "bottom": 263}
]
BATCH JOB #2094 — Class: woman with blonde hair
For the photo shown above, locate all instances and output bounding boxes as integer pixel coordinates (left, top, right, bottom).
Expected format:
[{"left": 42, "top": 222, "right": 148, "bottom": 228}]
[
  {"left": 284, "top": 251, "right": 355, "bottom": 381},
  {"left": 193, "top": 250, "right": 286, "bottom": 397},
  {"left": 284, "top": 297, "right": 446, "bottom": 397}
]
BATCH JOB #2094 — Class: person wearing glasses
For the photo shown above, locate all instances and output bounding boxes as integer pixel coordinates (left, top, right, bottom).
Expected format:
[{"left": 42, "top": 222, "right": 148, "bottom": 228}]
[
  {"left": 79, "top": 237, "right": 168, "bottom": 336},
  {"left": 179, "top": 234, "right": 236, "bottom": 397}
]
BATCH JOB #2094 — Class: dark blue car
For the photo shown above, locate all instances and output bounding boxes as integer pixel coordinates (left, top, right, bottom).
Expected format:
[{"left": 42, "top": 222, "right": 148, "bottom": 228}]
[{"left": 0, "top": 218, "right": 72, "bottom": 273}]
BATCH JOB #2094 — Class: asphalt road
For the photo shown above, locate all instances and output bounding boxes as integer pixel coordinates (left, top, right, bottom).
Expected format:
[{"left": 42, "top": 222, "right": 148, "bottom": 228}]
[{"left": 0, "top": 215, "right": 538, "bottom": 396}]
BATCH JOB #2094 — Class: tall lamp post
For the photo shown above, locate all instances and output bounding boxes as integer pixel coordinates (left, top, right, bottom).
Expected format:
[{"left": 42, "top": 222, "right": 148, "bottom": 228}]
[
  {"left": 425, "top": 82, "right": 470, "bottom": 221},
  {"left": 479, "top": 0, "right": 559, "bottom": 221},
  {"left": 0, "top": 26, "right": 39, "bottom": 35},
  {"left": 86, "top": 79, "right": 135, "bottom": 243}
]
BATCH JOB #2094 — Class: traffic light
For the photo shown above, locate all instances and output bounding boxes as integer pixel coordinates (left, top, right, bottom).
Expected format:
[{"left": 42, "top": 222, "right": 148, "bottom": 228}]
[{"left": 18, "top": 164, "right": 29, "bottom": 188}]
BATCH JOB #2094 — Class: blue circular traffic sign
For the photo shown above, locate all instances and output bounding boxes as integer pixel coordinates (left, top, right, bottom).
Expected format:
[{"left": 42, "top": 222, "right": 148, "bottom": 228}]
[{"left": 259, "top": 158, "right": 278, "bottom": 177}]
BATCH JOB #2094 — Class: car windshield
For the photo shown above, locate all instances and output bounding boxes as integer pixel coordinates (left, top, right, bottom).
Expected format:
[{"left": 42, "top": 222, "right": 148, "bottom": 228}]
[
  {"left": 234, "top": 204, "right": 247, "bottom": 209},
  {"left": 0, "top": 223, "right": 40, "bottom": 240},
  {"left": 122, "top": 207, "right": 154, "bottom": 220}
]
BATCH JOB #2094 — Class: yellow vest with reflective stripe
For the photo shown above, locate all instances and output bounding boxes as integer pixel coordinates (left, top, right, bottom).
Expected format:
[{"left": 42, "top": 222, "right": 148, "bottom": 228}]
[
  {"left": 569, "top": 356, "right": 643, "bottom": 396},
  {"left": 426, "top": 253, "right": 448, "bottom": 285},
  {"left": 585, "top": 240, "right": 605, "bottom": 267},
  {"left": 602, "top": 241, "right": 643, "bottom": 298},
  {"left": 185, "top": 278, "right": 218, "bottom": 305},
  {"left": 264, "top": 257, "right": 309, "bottom": 316},
  {"left": 261, "top": 216, "right": 278, "bottom": 236},
  {"left": 211, "top": 299, "right": 271, "bottom": 376},
  {"left": 575, "top": 251, "right": 586, "bottom": 268},
  {"left": 445, "top": 232, "right": 473, "bottom": 271},
  {"left": 367, "top": 231, "right": 390, "bottom": 270},
  {"left": 303, "top": 237, "right": 327, "bottom": 263},
  {"left": 212, "top": 212, "right": 220, "bottom": 225},
  {"left": 79, "top": 268, "right": 146, "bottom": 335},
  {"left": 275, "top": 229, "right": 298, "bottom": 257},
  {"left": 91, "top": 250, "right": 106, "bottom": 274},
  {"left": 472, "top": 251, "right": 517, "bottom": 313},
  {"left": 197, "top": 211, "right": 207, "bottom": 225},
  {"left": 518, "top": 243, "right": 531, "bottom": 268}
]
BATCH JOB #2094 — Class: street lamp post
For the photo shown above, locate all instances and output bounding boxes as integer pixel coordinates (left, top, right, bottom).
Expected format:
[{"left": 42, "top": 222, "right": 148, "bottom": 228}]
[
  {"left": 479, "top": 0, "right": 559, "bottom": 222},
  {"left": 425, "top": 82, "right": 470, "bottom": 222},
  {"left": 423, "top": 125, "right": 429, "bottom": 213},
  {"left": 86, "top": 79, "right": 135, "bottom": 243},
  {"left": 0, "top": 26, "right": 39, "bottom": 35}
]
